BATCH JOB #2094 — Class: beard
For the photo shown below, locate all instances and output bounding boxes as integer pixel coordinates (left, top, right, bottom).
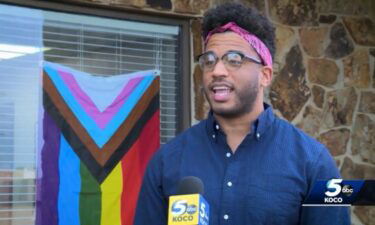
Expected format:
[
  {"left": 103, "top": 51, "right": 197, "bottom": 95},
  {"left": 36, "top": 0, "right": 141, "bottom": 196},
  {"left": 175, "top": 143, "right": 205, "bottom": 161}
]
[{"left": 203, "top": 76, "right": 259, "bottom": 118}]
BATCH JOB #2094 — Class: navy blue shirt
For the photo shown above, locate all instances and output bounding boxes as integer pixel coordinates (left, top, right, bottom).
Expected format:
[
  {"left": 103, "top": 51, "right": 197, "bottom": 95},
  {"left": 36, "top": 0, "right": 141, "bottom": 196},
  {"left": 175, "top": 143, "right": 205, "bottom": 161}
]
[{"left": 134, "top": 104, "right": 350, "bottom": 225}]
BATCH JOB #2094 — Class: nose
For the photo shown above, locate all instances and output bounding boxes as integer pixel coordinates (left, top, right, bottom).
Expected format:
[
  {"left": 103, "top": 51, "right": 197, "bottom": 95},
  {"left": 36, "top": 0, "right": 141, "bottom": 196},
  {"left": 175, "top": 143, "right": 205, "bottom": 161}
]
[{"left": 211, "top": 59, "right": 228, "bottom": 78}]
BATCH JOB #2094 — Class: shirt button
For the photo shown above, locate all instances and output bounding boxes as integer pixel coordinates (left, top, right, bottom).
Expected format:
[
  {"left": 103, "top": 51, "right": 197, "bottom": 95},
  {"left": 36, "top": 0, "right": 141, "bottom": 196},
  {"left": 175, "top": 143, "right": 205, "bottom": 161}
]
[
  {"left": 215, "top": 124, "right": 220, "bottom": 130},
  {"left": 212, "top": 134, "right": 216, "bottom": 139},
  {"left": 256, "top": 133, "right": 260, "bottom": 139},
  {"left": 227, "top": 181, "right": 232, "bottom": 187},
  {"left": 223, "top": 214, "right": 229, "bottom": 220},
  {"left": 226, "top": 152, "right": 231, "bottom": 158}
]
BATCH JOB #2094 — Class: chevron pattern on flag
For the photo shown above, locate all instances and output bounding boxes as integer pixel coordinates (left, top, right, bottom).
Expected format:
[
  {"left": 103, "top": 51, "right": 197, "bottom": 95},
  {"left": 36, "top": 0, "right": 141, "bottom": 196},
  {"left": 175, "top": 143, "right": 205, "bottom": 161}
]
[{"left": 37, "top": 62, "right": 160, "bottom": 225}]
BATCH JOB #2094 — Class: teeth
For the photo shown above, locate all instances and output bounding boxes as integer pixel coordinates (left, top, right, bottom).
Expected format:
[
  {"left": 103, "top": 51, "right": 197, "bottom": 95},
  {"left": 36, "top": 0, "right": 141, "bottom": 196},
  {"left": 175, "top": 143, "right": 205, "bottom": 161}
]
[
  {"left": 213, "top": 86, "right": 229, "bottom": 91},
  {"left": 212, "top": 86, "right": 230, "bottom": 94}
]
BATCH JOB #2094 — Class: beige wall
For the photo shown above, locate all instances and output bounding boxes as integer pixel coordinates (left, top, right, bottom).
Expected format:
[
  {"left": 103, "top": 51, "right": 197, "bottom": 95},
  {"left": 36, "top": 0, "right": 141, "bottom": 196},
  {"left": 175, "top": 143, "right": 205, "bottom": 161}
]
[{"left": 52, "top": 0, "right": 375, "bottom": 224}]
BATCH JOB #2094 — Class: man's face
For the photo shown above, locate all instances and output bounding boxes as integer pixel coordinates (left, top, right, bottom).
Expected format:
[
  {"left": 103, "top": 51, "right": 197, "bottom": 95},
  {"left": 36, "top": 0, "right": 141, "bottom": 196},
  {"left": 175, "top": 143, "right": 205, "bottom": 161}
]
[{"left": 202, "top": 32, "right": 263, "bottom": 118}]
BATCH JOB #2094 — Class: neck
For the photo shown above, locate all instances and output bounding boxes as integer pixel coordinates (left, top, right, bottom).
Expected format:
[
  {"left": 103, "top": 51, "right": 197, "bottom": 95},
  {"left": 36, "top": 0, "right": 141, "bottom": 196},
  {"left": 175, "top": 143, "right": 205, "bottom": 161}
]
[
  {"left": 215, "top": 103, "right": 264, "bottom": 134},
  {"left": 214, "top": 100, "right": 264, "bottom": 152}
]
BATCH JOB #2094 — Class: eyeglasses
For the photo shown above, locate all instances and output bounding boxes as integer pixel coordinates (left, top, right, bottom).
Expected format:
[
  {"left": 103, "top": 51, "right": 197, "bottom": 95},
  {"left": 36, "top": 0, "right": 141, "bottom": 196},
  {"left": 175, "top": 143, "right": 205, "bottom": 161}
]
[{"left": 196, "top": 50, "right": 263, "bottom": 72}]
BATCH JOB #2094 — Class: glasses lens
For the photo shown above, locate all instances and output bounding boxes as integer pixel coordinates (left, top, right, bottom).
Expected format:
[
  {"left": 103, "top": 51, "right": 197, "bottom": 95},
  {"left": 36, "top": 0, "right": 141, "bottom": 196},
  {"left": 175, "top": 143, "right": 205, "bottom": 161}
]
[
  {"left": 199, "top": 52, "right": 217, "bottom": 70},
  {"left": 224, "top": 52, "right": 243, "bottom": 68}
]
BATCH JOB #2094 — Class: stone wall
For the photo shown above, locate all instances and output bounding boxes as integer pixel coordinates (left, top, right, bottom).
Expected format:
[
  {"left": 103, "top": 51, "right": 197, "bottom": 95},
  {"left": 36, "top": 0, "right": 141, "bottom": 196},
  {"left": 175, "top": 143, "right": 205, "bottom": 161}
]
[{"left": 48, "top": 0, "right": 374, "bottom": 224}]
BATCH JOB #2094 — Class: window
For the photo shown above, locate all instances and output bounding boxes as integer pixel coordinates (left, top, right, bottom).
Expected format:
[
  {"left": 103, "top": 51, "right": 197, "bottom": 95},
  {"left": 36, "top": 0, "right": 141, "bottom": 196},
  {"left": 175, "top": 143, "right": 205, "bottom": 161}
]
[{"left": 0, "top": 2, "right": 190, "bottom": 224}]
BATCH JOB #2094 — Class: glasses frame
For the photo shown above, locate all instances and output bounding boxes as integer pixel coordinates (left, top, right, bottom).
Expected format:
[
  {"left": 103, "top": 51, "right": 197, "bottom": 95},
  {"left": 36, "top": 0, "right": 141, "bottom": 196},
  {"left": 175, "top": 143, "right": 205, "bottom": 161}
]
[{"left": 196, "top": 50, "right": 263, "bottom": 72}]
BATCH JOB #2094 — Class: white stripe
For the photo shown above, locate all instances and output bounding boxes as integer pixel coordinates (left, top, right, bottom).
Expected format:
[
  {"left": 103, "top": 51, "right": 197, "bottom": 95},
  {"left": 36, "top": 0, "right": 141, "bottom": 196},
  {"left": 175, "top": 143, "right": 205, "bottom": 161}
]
[{"left": 302, "top": 204, "right": 351, "bottom": 207}]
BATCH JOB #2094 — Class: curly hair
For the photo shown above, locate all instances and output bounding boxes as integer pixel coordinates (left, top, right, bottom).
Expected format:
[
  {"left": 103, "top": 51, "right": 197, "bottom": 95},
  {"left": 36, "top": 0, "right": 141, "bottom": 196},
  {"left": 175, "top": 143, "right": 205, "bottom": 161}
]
[{"left": 202, "top": 2, "right": 275, "bottom": 59}]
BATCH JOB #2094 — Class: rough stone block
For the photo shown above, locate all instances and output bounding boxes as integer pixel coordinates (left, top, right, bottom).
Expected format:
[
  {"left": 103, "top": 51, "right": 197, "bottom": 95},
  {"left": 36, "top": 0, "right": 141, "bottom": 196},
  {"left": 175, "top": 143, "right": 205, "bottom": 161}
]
[
  {"left": 147, "top": 0, "right": 171, "bottom": 10},
  {"left": 325, "top": 23, "right": 354, "bottom": 59},
  {"left": 297, "top": 105, "right": 323, "bottom": 137},
  {"left": 322, "top": 87, "right": 357, "bottom": 128},
  {"left": 299, "top": 27, "right": 329, "bottom": 57},
  {"left": 344, "top": 49, "right": 371, "bottom": 88},
  {"left": 341, "top": 157, "right": 375, "bottom": 179},
  {"left": 319, "top": 14, "right": 336, "bottom": 24},
  {"left": 311, "top": 85, "right": 325, "bottom": 108},
  {"left": 270, "top": 45, "right": 310, "bottom": 121},
  {"left": 308, "top": 58, "right": 339, "bottom": 87},
  {"left": 352, "top": 114, "right": 375, "bottom": 164},
  {"left": 318, "top": 128, "right": 350, "bottom": 156},
  {"left": 344, "top": 17, "right": 375, "bottom": 46},
  {"left": 359, "top": 91, "right": 375, "bottom": 114},
  {"left": 268, "top": 0, "right": 318, "bottom": 26}
]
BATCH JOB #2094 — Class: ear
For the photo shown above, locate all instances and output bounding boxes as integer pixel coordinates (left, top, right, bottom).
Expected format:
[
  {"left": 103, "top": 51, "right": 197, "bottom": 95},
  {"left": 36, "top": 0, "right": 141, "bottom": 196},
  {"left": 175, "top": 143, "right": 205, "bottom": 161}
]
[{"left": 260, "top": 66, "right": 273, "bottom": 88}]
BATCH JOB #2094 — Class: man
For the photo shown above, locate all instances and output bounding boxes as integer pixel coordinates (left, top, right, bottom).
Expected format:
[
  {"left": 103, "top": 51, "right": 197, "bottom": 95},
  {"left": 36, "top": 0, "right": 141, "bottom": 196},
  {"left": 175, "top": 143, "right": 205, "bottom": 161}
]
[{"left": 134, "top": 3, "right": 350, "bottom": 225}]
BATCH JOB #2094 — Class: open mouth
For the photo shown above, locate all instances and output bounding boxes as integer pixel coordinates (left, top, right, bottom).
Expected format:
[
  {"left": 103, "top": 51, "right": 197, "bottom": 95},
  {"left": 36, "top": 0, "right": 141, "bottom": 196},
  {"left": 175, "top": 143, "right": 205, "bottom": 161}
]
[{"left": 210, "top": 84, "right": 233, "bottom": 102}]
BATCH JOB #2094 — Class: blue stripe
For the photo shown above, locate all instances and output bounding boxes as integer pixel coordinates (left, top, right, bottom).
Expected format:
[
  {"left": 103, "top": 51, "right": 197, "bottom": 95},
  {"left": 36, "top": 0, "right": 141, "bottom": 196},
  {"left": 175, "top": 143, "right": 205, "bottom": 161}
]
[
  {"left": 44, "top": 66, "right": 155, "bottom": 148},
  {"left": 58, "top": 134, "right": 81, "bottom": 225}
]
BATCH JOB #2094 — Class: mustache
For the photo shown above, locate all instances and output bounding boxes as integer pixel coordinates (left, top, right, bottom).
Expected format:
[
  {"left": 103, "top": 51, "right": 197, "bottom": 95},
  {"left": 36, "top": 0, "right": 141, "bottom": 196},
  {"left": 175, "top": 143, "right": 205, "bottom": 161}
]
[{"left": 207, "top": 78, "right": 234, "bottom": 90}]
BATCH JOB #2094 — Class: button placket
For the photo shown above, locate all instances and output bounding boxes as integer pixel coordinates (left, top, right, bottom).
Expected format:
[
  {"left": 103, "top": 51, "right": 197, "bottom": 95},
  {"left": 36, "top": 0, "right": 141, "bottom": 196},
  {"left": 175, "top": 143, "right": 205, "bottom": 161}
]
[{"left": 221, "top": 156, "right": 240, "bottom": 224}]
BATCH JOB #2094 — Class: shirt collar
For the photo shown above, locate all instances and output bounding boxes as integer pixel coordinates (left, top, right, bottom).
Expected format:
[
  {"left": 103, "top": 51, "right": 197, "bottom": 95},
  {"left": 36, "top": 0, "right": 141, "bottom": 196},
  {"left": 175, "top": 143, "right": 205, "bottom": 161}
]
[
  {"left": 205, "top": 103, "right": 275, "bottom": 138},
  {"left": 255, "top": 103, "right": 275, "bottom": 136}
]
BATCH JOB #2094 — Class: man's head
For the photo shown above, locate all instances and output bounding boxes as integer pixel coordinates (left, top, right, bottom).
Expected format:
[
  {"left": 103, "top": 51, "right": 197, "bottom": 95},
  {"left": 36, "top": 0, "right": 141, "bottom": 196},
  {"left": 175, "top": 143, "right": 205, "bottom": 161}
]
[
  {"left": 199, "top": 3, "right": 275, "bottom": 118},
  {"left": 202, "top": 3, "right": 275, "bottom": 61}
]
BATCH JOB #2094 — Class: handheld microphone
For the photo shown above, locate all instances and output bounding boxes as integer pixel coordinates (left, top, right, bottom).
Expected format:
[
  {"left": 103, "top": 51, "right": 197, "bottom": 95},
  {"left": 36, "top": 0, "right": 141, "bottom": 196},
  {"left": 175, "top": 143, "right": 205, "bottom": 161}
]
[{"left": 168, "top": 176, "right": 210, "bottom": 225}]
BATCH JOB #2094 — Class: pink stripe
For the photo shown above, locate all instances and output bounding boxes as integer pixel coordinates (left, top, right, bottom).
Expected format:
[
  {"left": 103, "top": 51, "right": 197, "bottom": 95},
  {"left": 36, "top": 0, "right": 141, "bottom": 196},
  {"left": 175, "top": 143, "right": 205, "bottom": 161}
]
[{"left": 58, "top": 70, "right": 143, "bottom": 129}]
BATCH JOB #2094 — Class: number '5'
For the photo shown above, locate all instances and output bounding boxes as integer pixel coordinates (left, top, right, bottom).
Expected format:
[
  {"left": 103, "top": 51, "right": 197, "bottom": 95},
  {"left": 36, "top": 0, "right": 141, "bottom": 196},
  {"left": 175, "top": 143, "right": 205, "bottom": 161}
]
[
  {"left": 200, "top": 203, "right": 206, "bottom": 219},
  {"left": 325, "top": 179, "right": 342, "bottom": 197}
]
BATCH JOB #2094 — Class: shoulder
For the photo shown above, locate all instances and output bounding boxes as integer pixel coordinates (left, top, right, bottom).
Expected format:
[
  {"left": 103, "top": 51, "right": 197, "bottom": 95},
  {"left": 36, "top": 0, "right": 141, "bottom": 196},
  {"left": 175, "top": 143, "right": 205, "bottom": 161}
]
[
  {"left": 273, "top": 116, "right": 339, "bottom": 179},
  {"left": 275, "top": 117, "right": 324, "bottom": 147},
  {"left": 273, "top": 116, "right": 328, "bottom": 162}
]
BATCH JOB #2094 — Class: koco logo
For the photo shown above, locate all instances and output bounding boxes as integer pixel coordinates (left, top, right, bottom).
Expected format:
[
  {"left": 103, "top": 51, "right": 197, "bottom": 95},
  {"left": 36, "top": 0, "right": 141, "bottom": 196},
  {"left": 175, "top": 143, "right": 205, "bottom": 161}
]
[
  {"left": 324, "top": 179, "right": 343, "bottom": 203},
  {"left": 324, "top": 179, "right": 354, "bottom": 204},
  {"left": 325, "top": 179, "right": 342, "bottom": 197},
  {"left": 171, "top": 200, "right": 188, "bottom": 216}
]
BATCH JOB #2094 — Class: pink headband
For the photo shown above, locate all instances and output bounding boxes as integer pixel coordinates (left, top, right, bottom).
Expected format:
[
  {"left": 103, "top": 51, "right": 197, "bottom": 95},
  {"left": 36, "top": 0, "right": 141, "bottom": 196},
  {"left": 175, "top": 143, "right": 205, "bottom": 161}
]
[{"left": 204, "top": 22, "right": 272, "bottom": 67}]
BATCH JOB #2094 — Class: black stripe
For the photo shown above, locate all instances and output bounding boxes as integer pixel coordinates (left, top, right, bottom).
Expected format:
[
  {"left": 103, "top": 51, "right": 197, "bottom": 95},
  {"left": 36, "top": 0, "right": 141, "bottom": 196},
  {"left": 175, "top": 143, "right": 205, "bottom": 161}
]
[
  {"left": 43, "top": 90, "right": 102, "bottom": 179},
  {"left": 97, "top": 94, "right": 159, "bottom": 183}
]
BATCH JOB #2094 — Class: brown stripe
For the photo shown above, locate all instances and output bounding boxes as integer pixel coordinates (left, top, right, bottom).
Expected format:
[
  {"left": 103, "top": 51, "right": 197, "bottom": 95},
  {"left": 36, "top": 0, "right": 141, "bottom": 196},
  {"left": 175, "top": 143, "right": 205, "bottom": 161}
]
[
  {"left": 99, "top": 77, "right": 159, "bottom": 164},
  {"left": 43, "top": 72, "right": 159, "bottom": 166}
]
